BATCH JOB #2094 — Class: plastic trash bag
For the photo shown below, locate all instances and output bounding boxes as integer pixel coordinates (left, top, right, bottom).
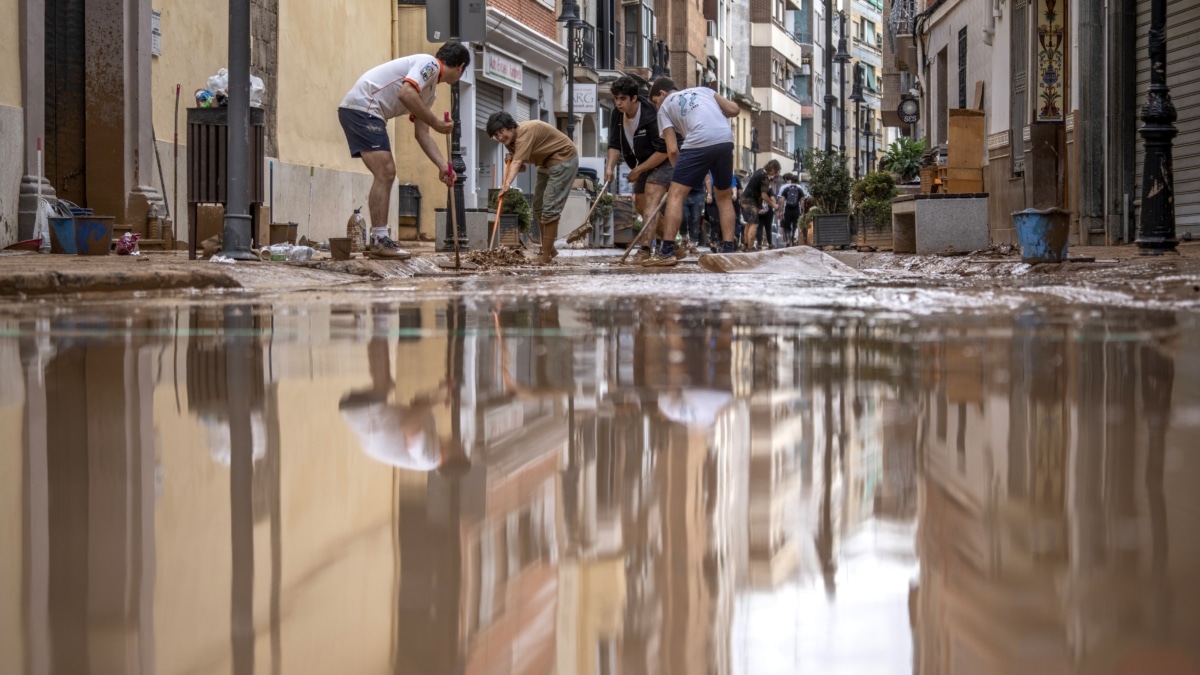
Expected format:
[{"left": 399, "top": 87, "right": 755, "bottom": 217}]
[
  {"left": 206, "top": 68, "right": 266, "bottom": 107},
  {"left": 35, "top": 198, "right": 53, "bottom": 253}
]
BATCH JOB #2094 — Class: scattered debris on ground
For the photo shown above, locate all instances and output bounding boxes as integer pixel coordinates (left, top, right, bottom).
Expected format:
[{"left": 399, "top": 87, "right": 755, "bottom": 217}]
[{"left": 466, "top": 246, "right": 529, "bottom": 269}]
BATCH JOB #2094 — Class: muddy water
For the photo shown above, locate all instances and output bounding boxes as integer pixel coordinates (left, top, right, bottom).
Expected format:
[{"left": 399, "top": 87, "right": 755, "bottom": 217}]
[{"left": 1, "top": 292, "right": 1199, "bottom": 675}]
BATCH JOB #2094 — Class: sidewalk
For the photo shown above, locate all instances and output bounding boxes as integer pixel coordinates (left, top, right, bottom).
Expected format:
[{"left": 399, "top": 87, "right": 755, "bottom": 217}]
[{"left": 2, "top": 241, "right": 1198, "bottom": 297}]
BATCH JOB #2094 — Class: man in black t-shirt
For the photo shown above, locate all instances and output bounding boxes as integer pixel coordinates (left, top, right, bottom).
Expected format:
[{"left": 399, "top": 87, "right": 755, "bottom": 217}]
[{"left": 740, "top": 160, "right": 780, "bottom": 251}]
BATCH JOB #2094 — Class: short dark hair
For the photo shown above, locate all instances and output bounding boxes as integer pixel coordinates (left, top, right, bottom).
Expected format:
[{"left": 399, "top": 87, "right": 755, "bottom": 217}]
[
  {"left": 436, "top": 42, "right": 471, "bottom": 69},
  {"left": 485, "top": 111, "right": 518, "bottom": 138},
  {"left": 764, "top": 159, "right": 781, "bottom": 173},
  {"left": 649, "top": 77, "right": 677, "bottom": 98},
  {"left": 611, "top": 76, "right": 640, "bottom": 99}
]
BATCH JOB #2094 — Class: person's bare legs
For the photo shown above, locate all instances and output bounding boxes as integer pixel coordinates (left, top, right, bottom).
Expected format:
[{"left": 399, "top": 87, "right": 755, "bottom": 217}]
[
  {"left": 659, "top": 182, "right": 694, "bottom": 242},
  {"left": 716, "top": 189, "right": 736, "bottom": 243},
  {"left": 643, "top": 182, "right": 669, "bottom": 239},
  {"left": 359, "top": 150, "right": 396, "bottom": 232}
]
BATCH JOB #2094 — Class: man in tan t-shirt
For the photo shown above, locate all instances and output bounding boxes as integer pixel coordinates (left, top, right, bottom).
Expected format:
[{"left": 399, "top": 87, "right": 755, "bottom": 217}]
[{"left": 485, "top": 112, "right": 579, "bottom": 264}]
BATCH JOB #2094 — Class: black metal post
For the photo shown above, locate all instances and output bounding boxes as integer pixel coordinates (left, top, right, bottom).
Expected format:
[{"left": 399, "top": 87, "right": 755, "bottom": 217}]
[
  {"left": 838, "top": 12, "right": 847, "bottom": 156},
  {"left": 442, "top": 6, "right": 468, "bottom": 253},
  {"left": 1135, "top": 0, "right": 1178, "bottom": 254},
  {"left": 853, "top": 101, "right": 861, "bottom": 179},
  {"left": 823, "top": 1, "right": 835, "bottom": 153},
  {"left": 221, "top": 0, "right": 257, "bottom": 260},
  {"left": 567, "top": 22, "right": 576, "bottom": 142}
]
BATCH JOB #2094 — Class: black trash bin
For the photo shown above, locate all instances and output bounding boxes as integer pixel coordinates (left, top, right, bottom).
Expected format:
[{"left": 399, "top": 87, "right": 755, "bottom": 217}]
[{"left": 397, "top": 183, "right": 421, "bottom": 239}]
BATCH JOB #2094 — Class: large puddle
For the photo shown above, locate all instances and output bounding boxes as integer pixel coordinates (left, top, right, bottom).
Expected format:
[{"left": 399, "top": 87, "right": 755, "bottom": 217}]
[{"left": 1, "top": 289, "right": 1199, "bottom": 674}]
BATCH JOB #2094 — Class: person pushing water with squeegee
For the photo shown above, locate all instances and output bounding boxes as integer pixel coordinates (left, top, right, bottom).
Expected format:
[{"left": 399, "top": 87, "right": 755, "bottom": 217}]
[{"left": 338, "top": 42, "right": 470, "bottom": 260}]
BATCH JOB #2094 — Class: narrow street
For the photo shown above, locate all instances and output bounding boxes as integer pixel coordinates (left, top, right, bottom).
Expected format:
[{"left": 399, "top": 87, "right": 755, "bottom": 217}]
[{"left": 2, "top": 244, "right": 1199, "bottom": 673}]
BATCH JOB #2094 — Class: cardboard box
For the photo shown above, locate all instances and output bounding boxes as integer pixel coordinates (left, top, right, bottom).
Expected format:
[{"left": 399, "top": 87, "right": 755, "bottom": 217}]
[{"left": 948, "top": 108, "right": 985, "bottom": 169}]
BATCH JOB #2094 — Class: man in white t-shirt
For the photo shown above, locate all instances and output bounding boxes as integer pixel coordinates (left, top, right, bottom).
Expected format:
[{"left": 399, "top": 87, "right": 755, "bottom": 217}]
[
  {"left": 644, "top": 77, "right": 741, "bottom": 266},
  {"left": 338, "top": 43, "right": 470, "bottom": 259}
]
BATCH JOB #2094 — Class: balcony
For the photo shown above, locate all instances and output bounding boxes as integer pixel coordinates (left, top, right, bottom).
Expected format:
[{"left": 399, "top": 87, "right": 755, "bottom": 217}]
[
  {"left": 751, "top": 86, "right": 808, "bottom": 125},
  {"left": 573, "top": 21, "right": 596, "bottom": 70},
  {"left": 887, "top": 0, "right": 918, "bottom": 71},
  {"left": 751, "top": 21, "right": 806, "bottom": 68}
]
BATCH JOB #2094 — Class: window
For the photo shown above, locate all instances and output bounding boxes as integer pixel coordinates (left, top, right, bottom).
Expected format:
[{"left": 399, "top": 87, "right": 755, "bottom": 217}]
[
  {"left": 597, "top": 0, "right": 616, "bottom": 69},
  {"left": 624, "top": 4, "right": 655, "bottom": 69},
  {"left": 1011, "top": 0, "right": 1027, "bottom": 174}
]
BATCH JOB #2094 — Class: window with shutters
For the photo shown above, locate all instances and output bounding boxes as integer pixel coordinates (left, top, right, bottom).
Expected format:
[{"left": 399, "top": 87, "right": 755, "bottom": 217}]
[
  {"left": 624, "top": 3, "right": 654, "bottom": 69},
  {"left": 1010, "top": 0, "right": 1027, "bottom": 174},
  {"left": 958, "top": 27, "right": 967, "bottom": 109}
]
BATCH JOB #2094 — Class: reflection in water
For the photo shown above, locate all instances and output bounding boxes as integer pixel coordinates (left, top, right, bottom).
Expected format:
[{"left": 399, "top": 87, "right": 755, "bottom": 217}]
[{"left": 1, "top": 298, "right": 1198, "bottom": 675}]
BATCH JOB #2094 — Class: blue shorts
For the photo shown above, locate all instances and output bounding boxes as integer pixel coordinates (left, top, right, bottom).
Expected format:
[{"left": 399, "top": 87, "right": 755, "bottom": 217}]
[
  {"left": 338, "top": 108, "right": 390, "bottom": 157},
  {"left": 671, "top": 142, "right": 734, "bottom": 191}
]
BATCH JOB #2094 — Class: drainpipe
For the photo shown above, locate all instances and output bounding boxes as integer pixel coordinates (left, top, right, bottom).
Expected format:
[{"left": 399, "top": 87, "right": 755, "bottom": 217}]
[
  {"left": 392, "top": 0, "right": 399, "bottom": 59},
  {"left": 982, "top": 0, "right": 1000, "bottom": 45}
]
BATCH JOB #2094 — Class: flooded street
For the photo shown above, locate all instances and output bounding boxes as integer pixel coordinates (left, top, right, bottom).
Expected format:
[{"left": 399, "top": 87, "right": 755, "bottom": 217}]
[{"left": 1, "top": 279, "right": 1199, "bottom": 675}]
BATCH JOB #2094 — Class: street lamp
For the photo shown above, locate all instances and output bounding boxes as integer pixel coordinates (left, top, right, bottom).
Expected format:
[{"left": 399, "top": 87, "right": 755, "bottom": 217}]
[
  {"left": 793, "top": 145, "right": 803, "bottom": 173},
  {"left": 651, "top": 39, "right": 671, "bottom": 79},
  {"left": 833, "top": 12, "right": 852, "bottom": 156},
  {"left": 751, "top": 127, "right": 760, "bottom": 171},
  {"left": 558, "top": 0, "right": 580, "bottom": 142},
  {"left": 863, "top": 111, "right": 874, "bottom": 174},
  {"left": 1136, "top": 0, "right": 1178, "bottom": 254},
  {"left": 848, "top": 63, "right": 865, "bottom": 179}
]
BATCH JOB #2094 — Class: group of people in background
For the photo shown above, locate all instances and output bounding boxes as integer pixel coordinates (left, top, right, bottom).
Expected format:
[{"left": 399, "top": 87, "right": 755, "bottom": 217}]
[{"left": 339, "top": 44, "right": 808, "bottom": 268}]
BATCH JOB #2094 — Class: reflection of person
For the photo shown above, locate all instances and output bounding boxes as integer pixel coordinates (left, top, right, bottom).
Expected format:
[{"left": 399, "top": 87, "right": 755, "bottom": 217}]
[
  {"left": 487, "top": 112, "right": 579, "bottom": 264},
  {"left": 338, "top": 43, "right": 470, "bottom": 260},
  {"left": 339, "top": 321, "right": 453, "bottom": 472},
  {"left": 647, "top": 77, "right": 742, "bottom": 265}
]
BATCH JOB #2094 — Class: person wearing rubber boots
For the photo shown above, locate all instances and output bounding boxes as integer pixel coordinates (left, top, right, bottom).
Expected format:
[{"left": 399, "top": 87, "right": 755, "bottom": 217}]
[
  {"left": 603, "top": 76, "right": 682, "bottom": 263},
  {"left": 338, "top": 42, "right": 470, "bottom": 260},
  {"left": 486, "top": 112, "right": 579, "bottom": 265}
]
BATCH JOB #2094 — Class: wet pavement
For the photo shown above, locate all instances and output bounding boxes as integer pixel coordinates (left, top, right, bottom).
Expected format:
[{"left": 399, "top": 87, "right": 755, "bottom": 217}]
[{"left": 2, "top": 280, "right": 1199, "bottom": 675}]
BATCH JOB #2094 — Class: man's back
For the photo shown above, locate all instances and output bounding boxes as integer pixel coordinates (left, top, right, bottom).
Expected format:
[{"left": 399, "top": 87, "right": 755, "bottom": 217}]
[{"left": 657, "top": 88, "right": 734, "bottom": 150}]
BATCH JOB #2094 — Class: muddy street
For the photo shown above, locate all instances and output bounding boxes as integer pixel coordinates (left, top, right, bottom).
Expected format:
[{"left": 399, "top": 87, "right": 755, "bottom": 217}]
[{"left": 1, "top": 270, "right": 1199, "bottom": 674}]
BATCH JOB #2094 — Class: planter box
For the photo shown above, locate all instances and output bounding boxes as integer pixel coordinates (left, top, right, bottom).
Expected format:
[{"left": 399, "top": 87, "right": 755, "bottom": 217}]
[
  {"left": 856, "top": 211, "right": 893, "bottom": 250},
  {"left": 812, "top": 213, "right": 853, "bottom": 247}
]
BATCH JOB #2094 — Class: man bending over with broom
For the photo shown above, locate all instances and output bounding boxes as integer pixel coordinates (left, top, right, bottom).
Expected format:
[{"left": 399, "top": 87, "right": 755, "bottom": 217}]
[
  {"left": 338, "top": 42, "right": 469, "bottom": 259},
  {"left": 486, "top": 112, "right": 579, "bottom": 265},
  {"left": 643, "top": 77, "right": 741, "bottom": 267},
  {"left": 604, "top": 76, "right": 682, "bottom": 263}
]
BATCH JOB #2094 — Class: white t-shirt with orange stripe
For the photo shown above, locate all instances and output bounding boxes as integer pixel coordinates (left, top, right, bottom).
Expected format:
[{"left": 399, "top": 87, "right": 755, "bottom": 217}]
[{"left": 339, "top": 54, "right": 442, "bottom": 121}]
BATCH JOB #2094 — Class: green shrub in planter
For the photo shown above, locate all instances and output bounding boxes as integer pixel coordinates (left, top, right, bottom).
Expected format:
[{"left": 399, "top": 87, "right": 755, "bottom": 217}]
[
  {"left": 487, "top": 189, "right": 534, "bottom": 232},
  {"left": 851, "top": 172, "right": 898, "bottom": 231},
  {"left": 802, "top": 148, "right": 853, "bottom": 214}
]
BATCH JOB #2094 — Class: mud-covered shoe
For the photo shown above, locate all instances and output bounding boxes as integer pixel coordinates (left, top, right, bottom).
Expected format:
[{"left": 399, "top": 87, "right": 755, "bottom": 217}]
[
  {"left": 673, "top": 247, "right": 688, "bottom": 260},
  {"left": 630, "top": 248, "right": 652, "bottom": 264},
  {"left": 640, "top": 253, "right": 679, "bottom": 268},
  {"left": 367, "top": 235, "right": 412, "bottom": 260}
]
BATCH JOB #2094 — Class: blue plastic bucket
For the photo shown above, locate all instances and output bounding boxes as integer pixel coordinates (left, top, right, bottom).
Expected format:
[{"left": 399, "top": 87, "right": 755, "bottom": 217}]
[
  {"left": 48, "top": 216, "right": 76, "bottom": 254},
  {"left": 74, "top": 216, "right": 115, "bottom": 256},
  {"left": 1012, "top": 208, "right": 1071, "bottom": 264}
]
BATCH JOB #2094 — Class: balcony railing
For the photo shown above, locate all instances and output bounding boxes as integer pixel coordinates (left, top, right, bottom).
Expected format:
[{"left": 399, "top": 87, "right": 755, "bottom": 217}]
[
  {"left": 888, "top": 0, "right": 917, "bottom": 36},
  {"left": 574, "top": 21, "right": 596, "bottom": 70}
]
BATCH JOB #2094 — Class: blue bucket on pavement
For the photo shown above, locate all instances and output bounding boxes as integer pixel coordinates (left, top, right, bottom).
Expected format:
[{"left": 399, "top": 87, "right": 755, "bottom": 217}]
[
  {"left": 48, "top": 216, "right": 76, "bottom": 254},
  {"left": 1012, "top": 207, "right": 1071, "bottom": 264},
  {"left": 74, "top": 215, "right": 115, "bottom": 256}
]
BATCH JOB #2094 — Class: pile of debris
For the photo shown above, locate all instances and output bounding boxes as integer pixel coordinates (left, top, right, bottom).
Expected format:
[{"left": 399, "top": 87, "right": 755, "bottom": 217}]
[{"left": 465, "top": 246, "right": 528, "bottom": 269}]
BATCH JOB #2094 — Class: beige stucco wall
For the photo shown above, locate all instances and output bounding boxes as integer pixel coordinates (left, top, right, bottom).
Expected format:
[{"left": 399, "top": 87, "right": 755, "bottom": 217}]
[
  {"left": 277, "top": 0, "right": 396, "bottom": 172},
  {"left": 150, "top": 0, "right": 229, "bottom": 142},
  {"left": 0, "top": 0, "right": 20, "bottom": 107}
]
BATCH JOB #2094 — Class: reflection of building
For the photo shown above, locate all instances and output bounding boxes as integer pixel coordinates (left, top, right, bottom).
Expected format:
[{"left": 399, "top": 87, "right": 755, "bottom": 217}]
[{"left": 912, "top": 313, "right": 1200, "bottom": 674}]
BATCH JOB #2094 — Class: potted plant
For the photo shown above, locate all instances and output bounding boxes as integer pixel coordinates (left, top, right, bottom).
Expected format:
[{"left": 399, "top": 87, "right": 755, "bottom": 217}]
[
  {"left": 591, "top": 190, "right": 615, "bottom": 225},
  {"left": 851, "top": 171, "right": 898, "bottom": 246},
  {"left": 880, "top": 136, "right": 926, "bottom": 184},
  {"left": 487, "top": 188, "right": 534, "bottom": 233},
  {"left": 802, "top": 148, "right": 854, "bottom": 246}
]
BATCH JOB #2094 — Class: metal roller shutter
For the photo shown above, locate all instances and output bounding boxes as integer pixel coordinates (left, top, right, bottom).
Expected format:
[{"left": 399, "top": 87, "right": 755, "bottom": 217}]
[
  {"left": 1135, "top": 0, "right": 1200, "bottom": 236},
  {"left": 515, "top": 95, "right": 535, "bottom": 122},
  {"left": 476, "top": 82, "right": 505, "bottom": 128}
]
